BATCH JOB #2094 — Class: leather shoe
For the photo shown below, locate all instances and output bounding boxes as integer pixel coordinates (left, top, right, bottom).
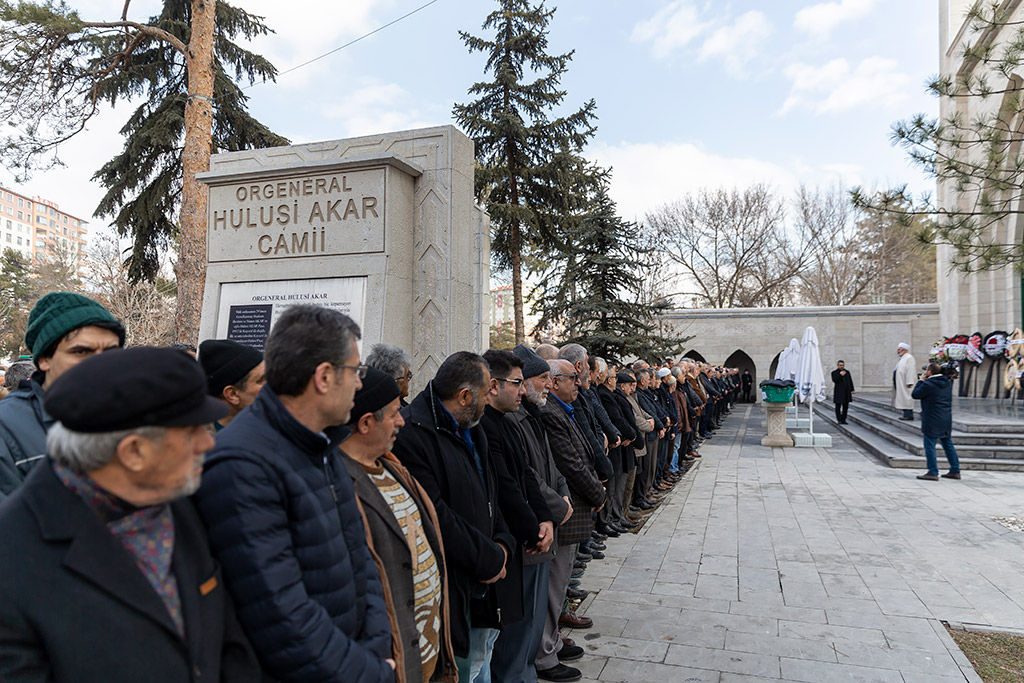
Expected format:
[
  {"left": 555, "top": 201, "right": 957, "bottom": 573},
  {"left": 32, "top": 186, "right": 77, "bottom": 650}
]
[
  {"left": 591, "top": 531, "right": 607, "bottom": 542},
  {"left": 609, "top": 522, "right": 628, "bottom": 534},
  {"left": 589, "top": 539, "right": 606, "bottom": 549},
  {"left": 558, "top": 610, "right": 593, "bottom": 629},
  {"left": 689, "top": 451, "right": 701, "bottom": 458},
  {"left": 598, "top": 526, "right": 620, "bottom": 538},
  {"left": 570, "top": 568, "right": 584, "bottom": 579},
  {"left": 557, "top": 644, "right": 585, "bottom": 662},
  {"left": 917, "top": 473, "right": 938, "bottom": 481},
  {"left": 537, "top": 663, "right": 582, "bottom": 682},
  {"left": 576, "top": 551, "right": 592, "bottom": 562},
  {"left": 569, "top": 578, "right": 581, "bottom": 588},
  {"left": 588, "top": 549, "right": 605, "bottom": 560},
  {"left": 566, "top": 586, "right": 589, "bottom": 600},
  {"left": 573, "top": 560, "right": 586, "bottom": 571},
  {"left": 639, "top": 500, "right": 657, "bottom": 510},
  {"left": 942, "top": 472, "right": 962, "bottom": 479},
  {"left": 618, "top": 519, "right": 637, "bottom": 529},
  {"left": 559, "top": 634, "right": 576, "bottom": 648}
]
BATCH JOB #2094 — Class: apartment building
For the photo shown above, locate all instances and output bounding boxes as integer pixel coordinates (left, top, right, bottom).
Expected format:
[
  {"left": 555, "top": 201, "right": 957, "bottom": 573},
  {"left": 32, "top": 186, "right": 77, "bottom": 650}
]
[{"left": 0, "top": 186, "right": 89, "bottom": 273}]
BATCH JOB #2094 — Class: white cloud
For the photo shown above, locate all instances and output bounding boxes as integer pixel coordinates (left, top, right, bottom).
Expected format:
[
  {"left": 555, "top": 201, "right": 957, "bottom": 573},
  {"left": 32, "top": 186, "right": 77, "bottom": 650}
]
[
  {"left": 588, "top": 140, "right": 800, "bottom": 222},
  {"left": 794, "top": 0, "right": 877, "bottom": 39},
  {"left": 631, "top": 1, "right": 712, "bottom": 60},
  {"left": 321, "top": 82, "right": 435, "bottom": 139},
  {"left": 698, "top": 10, "right": 773, "bottom": 78},
  {"left": 779, "top": 56, "right": 910, "bottom": 114}
]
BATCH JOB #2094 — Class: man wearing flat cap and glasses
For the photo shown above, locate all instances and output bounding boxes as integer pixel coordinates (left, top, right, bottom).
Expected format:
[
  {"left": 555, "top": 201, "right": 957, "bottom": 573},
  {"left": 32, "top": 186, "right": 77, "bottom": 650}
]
[
  {"left": 192, "top": 305, "right": 397, "bottom": 683},
  {"left": 0, "top": 346, "right": 259, "bottom": 683}
]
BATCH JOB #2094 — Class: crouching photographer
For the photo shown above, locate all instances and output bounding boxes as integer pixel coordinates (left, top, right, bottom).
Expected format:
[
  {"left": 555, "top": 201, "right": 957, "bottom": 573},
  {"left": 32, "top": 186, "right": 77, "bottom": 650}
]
[{"left": 912, "top": 361, "right": 962, "bottom": 481}]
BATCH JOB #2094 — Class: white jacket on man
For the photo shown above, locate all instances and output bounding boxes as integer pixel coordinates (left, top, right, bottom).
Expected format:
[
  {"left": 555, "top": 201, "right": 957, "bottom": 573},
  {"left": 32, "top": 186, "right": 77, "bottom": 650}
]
[{"left": 893, "top": 352, "right": 917, "bottom": 410}]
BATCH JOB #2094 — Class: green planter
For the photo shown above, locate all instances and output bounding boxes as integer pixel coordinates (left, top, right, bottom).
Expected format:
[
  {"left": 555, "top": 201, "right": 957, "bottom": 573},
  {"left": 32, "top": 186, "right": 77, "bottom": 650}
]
[{"left": 762, "top": 385, "right": 796, "bottom": 403}]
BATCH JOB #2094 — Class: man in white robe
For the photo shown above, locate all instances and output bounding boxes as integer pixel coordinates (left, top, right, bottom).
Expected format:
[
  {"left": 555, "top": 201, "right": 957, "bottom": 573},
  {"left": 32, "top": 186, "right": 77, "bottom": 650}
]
[{"left": 893, "top": 342, "right": 917, "bottom": 420}]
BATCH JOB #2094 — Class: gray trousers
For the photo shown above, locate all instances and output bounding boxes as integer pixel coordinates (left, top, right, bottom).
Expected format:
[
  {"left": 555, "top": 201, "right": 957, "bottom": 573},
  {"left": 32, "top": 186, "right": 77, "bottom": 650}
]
[
  {"left": 535, "top": 544, "right": 574, "bottom": 670},
  {"left": 609, "top": 473, "right": 628, "bottom": 524}
]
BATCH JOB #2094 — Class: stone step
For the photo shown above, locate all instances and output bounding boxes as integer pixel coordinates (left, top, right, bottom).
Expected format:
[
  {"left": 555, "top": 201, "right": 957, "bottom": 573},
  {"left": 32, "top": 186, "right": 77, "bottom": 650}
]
[
  {"left": 817, "top": 403, "right": 1024, "bottom": 459},
  {"left": 823, "top": 399, "right": 1024, "bottom": 447},
  {"left": 812, "top": 404, "right": 1024, "bottom": 471},
  {"left": 851, "top": 394, "right": 1024, "bottom": 433}
]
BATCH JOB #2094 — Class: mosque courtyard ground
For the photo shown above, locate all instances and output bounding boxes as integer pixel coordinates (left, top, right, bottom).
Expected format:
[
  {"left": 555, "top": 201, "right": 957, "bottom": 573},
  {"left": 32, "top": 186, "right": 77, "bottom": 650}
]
[{"left": 565, "top": 405, "right": 1024, "bottom": 682}]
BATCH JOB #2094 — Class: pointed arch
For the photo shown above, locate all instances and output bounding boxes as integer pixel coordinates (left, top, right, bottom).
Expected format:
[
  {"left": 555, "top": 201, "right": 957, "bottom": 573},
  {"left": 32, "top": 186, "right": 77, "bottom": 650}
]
[
  {"left": 769, "top": 351, "right": 782, "bottom": 380},
  {"left": 724, "top": 349, "right": 757, "bottom": 402},
  {"left": 684, "top": 349, "right": 707, "bottom": 363}
]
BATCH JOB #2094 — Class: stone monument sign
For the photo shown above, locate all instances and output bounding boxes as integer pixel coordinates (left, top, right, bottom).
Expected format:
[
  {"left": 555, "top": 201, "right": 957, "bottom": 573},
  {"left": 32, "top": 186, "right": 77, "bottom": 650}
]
[{"left": 197, "top": 125, "right": 490, "bottom": 384}]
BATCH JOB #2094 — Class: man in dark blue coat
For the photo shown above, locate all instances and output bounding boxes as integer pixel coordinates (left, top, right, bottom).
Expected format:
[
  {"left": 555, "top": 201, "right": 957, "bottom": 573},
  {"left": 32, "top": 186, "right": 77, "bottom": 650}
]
[
  {"left": 391, "top": 351, "right": 514, "bottom": 682},
  {"left": 911, "top": 363, "right": 962, "bottom": 481},
  {"left": 193, "top": 305, "right": 396, "bottom": 683}
]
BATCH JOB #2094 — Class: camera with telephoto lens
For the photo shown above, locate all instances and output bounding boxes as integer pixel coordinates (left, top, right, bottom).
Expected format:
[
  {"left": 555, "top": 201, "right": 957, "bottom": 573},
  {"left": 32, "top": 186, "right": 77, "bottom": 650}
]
[{"left": 923, "top": 360, "right": 959, "bottom": 380}]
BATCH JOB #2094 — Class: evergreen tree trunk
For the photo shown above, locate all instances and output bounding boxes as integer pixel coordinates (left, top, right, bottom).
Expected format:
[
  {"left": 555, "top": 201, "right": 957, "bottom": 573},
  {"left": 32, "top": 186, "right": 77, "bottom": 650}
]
[{"left": 176, "top": 0, "right": 216, "bottom": 344}]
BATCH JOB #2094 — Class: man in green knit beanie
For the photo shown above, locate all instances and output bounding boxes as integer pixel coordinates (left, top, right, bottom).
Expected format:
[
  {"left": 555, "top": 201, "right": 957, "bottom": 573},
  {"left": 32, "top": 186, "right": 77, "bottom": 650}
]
[{"left": 0, "top": 292, "right": 125, "bottom": 498}]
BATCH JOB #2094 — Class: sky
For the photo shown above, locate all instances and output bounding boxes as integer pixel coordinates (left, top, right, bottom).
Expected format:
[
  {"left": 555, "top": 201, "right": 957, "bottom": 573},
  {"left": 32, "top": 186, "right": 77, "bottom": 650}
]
[{"left": 6, "top": 0, "right": 940, "bottom": 239}]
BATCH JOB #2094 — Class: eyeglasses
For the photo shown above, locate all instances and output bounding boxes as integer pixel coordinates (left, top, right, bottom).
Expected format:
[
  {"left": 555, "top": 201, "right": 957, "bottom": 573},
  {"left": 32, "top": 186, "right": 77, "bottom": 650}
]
[
  {"left": 496, "top": 377, "right": 524, "bottom": 387},
  {"left": 336, "top": 363, "right": 369, "bottom": 379},
  {"left": 554, "top": 373, "right": 579, "bottom": 382},
  {"left": 403, "top": 370, "right": 413, "bottom": 380}
]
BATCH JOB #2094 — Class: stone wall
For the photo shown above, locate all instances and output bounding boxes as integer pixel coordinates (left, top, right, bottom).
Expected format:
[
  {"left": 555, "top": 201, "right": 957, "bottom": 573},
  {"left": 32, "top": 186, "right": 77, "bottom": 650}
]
[{"left": 661, "top": 304, "right": 941, "bottom": 392}]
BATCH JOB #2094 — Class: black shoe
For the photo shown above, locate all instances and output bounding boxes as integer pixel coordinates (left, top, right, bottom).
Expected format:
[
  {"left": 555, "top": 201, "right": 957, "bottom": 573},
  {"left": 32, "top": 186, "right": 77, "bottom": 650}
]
[
  {"left": 609, "top": 523, "right": 628, "bottom": 534},
  {"left": 898, "top": 416, "right": 914, "bottom": 421},
  {"left": 591, "top": 531, "right": 607, "bottom": 542},
  {"left": 576, "top": 551, "right": 592, "bottom": 562},
  {"left": 537, "top": 663, "right": 582, "bottom": 681},
  {"left": 589, "top": 540, "right": 606, "bottom": 551},
  {"left": 618, "top": 519, "right": 637, "bottom": 529},
  {"left": 639, "top": 500, "right": 657, "bottom": 510},
  {"left": 573, "top": 560, "right": 586, "bottom": 571},
  {"left": 571, "top": 568, "right": 585, "bottom": 579},
  {"left": 557, "top": 644, "right": 585, "bottom": 662},
  {"left": 565, "top": 587, "right": 589, "bottom": 600},
  {"left": 942, "top": 472, "right": 962, "bottom": 479},
  {"left": 598, "top": 526, "right": 620, "bottom": 538},
  {"left": 917, "top": 473, "right": 939, "bottom": 481},
  {"left": 569, "top": 578, "right": 581, "bottom": 588},
  {"left": 589, "top": 549, "right": 605, "bottom": 560}
]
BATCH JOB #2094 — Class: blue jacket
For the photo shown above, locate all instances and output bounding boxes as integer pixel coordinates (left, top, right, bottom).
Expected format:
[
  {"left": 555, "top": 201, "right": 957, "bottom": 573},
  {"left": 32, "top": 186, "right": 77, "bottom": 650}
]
[
  {"left": 911, "top": 375, "right": 954, "bottom": 438},
  {"left": 192, "top": 388, "right": 394, "bottom": 683},
  {"left": 0, "top": 378, "right": 52, "bottom": 498}
]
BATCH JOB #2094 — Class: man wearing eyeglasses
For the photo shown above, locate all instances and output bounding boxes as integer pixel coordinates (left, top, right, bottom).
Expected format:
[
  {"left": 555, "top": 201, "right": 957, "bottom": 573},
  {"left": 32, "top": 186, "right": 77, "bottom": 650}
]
[{"left": 193, "top": 305, "right": 398, "bottom": 683}]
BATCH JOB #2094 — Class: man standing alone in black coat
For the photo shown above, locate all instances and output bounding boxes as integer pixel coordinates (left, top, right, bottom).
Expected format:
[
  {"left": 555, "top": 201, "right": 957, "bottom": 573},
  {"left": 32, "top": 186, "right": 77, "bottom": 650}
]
[{"left": 831, "top": 360, "right": 856, "bottom": 425}]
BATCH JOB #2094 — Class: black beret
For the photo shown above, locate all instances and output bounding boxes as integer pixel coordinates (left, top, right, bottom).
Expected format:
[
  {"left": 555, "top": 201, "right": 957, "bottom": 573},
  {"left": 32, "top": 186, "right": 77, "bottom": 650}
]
[
  {"left": 616, "top": 371, "right": 636, "bottom": 384},
  {"left": 512, "top": 344, "right": 549, "bottom": 379},
  {"left": 45, "top": 347, "right": 228, "bottom": 432},
  {"left": 198, "top": 339, "right": 263, "bottom": 397},
  {"left": 350, "top": 367, "right": 401, "bottom": 423}
]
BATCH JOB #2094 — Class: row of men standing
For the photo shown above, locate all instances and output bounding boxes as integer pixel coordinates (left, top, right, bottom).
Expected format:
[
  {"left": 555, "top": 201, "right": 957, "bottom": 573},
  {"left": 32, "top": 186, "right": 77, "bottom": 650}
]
[{"left": 0, "top": 293, "right": 718, "bottom": 683}]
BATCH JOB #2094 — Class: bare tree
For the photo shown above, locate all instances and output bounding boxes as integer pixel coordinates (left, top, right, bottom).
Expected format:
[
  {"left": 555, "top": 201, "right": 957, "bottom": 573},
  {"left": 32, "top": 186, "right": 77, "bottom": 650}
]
[
  {"left": 794, "top": 185, "right": 875, "bottom": 306},
  {"left": 86, "top": 236, "right": 176, "bottom": 346},
  {"left": 645, "top": 185, "right": 806, "bottom": 308}
]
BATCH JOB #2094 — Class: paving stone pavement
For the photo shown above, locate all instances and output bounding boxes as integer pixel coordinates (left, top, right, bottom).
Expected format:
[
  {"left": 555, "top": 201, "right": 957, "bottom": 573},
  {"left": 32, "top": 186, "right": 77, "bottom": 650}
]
[{"left": 566, "top": 404, "right": 1024, "bottom": 682}]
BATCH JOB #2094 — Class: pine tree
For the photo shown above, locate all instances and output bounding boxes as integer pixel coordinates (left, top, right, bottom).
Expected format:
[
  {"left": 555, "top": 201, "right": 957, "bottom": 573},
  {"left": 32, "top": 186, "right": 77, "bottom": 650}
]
[
  {"left": 453, "top": 0, "right": 596, "bottom": 345},
  {"left": 535, "top": 160, "right": 686, "bottom": 364},
  {"left": 0, "top": 248, "right": 35, "bottom": 358},
  {"left": 0, "top": 0, "right": 287, "bottom": 343}
]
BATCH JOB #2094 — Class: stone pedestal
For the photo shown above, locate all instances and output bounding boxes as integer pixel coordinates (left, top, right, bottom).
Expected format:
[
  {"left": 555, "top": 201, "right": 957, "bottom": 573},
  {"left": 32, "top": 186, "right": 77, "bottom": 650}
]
[{"left": 762, "top": 402, "right": 794, "bottom": 447}]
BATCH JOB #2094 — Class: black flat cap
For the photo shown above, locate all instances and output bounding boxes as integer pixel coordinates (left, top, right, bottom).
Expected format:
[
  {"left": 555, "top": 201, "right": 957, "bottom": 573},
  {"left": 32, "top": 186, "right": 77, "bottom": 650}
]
[
  {"left": 199, "top": 338, "right": 263, "bottom": 398},
  {"left": 616, "top": 371, "right": 636, "bottom": 384},
  {"left": 350, "top": 367, "right": 401, "bottom": 424},
  {"left": 45, "top": 347, "right": 228, "bottom": 432},
  {"left": 512, "top": 344, "right": 549, "bottom": 379}
]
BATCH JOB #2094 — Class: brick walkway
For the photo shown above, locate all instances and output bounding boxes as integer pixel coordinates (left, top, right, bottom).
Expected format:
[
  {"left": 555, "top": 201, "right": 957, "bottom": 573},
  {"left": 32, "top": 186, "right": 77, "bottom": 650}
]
[{"left": 567, "top": 404, "right": 1024, "bottom": 682}]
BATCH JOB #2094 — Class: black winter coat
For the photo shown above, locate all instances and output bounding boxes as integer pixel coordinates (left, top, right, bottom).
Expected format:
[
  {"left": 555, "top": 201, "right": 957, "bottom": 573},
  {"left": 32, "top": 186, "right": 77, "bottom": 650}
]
[
  {"left": 912, "top": 376, "right": 954, "bottom": 438},
  {"left": 599, "top": 385, "right": 635, "bottom": 473},
  {"left": 392, "top": 385, "right": 515, "bottom": 654},
  {"left": 193, "top": 388, "right": 394, "bottom": 683},
  {"left": 832, "top": 368, "right": 855, "bottom": 403},
  {"left": 0, "top": 461, "right": 260, "bottom": 683},
  {"left": 573, "top": 395, "right": 612, "bottom": 481}
]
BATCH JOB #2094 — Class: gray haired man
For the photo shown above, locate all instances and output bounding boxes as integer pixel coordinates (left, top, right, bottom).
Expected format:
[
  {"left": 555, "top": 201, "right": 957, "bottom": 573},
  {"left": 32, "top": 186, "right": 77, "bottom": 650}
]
[
  {"left": 0, "top": 347, "right": 259, "bottom": 682},
  {"left": 366, "top": 343, "right": 413, "bottom": 406}
]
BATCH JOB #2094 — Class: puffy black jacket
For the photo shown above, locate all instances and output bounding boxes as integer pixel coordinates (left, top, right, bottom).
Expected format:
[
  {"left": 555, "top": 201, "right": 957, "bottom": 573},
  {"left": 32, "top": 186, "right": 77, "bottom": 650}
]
[{"left": 192, "top": 388, "right": 394, "bottom": 683}]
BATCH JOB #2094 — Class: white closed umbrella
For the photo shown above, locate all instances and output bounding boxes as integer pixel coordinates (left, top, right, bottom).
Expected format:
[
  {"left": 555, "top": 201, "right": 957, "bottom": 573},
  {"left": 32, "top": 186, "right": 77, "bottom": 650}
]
[
  {"left": 776, "top": 338, "right": 800, "bottom": 380},
  {"left": 795, "top": 326, "right": 826, "bottom": 434}
]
